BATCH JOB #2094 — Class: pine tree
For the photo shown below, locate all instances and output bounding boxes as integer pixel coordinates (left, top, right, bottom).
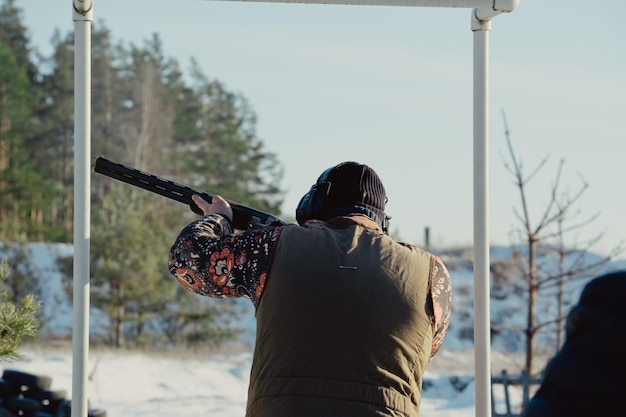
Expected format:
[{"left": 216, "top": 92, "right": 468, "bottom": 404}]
[
  {"left": 0, "top": 0, "right": 58, "bottom": 241},
  {"left": 174, "top": 58, "right": 284, "bottom": 215},
  {"left": 89, "top": 186, "right": 177, "bottom": 347},
  {"left": 0, "top": 34, "right": 44, "bottom": 241},
  {"left": 34, "top": 30, "right": 75, "bottom": 241},
  {"left": 104, "top": 33, "right": 176, "bottom": 171},
  {"left": 0, "top": 261, "right": 40, "bottom": 362},
  {"left": 0, "top": 0, "right": 37, "bottom": 84}
]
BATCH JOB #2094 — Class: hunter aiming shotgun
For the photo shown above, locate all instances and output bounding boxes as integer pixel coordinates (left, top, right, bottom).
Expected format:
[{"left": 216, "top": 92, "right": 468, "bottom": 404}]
[{"left": 93, "top": 156, "right": 287, "bottom": 230}]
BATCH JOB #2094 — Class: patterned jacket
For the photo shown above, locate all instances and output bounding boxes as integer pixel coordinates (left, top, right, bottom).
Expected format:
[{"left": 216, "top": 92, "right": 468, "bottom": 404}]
[{"left": 169, "top": 214, "right": 452, "bottom": 415}]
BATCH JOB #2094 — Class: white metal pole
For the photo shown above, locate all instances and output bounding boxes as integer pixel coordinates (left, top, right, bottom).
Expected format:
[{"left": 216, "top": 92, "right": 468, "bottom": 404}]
[
  {"left": 72, "top": 1, "right": 93, "bottom": 417},
  {"left": 471, "top": 8, "right": 494, "bottom": 417}
]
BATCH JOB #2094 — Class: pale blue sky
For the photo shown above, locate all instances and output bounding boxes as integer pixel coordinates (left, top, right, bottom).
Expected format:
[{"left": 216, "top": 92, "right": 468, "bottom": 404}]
[{"left": 22, "top": 1, "right": 626, "bottom": 255}]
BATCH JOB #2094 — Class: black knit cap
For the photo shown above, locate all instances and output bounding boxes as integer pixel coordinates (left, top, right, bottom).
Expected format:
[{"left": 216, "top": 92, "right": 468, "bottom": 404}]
[{"left": 321, "top": 161, "right": 387, "bottom": 227}]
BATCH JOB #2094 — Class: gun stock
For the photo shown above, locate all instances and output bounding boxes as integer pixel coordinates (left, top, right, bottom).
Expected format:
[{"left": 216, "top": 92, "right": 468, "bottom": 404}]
[{"left": 93, "top": 157, "right": 286, "bottom": 230}]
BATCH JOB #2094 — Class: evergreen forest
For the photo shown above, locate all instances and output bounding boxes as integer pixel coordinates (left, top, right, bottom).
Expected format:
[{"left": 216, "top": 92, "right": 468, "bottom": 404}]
[{"left": 0, "top": 0, "right": 285, "bottom": 348}]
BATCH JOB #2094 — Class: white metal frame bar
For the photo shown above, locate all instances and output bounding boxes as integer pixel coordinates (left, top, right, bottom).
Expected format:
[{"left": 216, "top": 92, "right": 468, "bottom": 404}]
[
  {"left": 212, "top": 0, "right": 518, "bottom": 8},
  {"left": 71, "top": 1, "right": 519, "bottom": 417}
]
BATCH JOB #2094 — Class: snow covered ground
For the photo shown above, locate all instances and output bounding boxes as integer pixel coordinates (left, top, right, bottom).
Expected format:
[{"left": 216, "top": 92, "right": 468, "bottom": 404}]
[{"left": 6, "top": 346, "right": 486, "bottom": 417}]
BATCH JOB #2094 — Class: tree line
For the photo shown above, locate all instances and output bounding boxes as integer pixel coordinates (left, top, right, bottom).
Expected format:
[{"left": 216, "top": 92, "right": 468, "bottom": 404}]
[{"left": 0, "top": 0, "right": 284, "bottom": 348}]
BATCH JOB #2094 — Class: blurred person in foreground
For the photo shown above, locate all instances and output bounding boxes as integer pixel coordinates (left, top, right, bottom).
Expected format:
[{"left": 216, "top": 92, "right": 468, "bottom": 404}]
[
  {"left": 168, "top": 161, "right": 452, "bottom": 417},
  {"left": 523, "top": 270, "right": 626, "bottom": 417}
]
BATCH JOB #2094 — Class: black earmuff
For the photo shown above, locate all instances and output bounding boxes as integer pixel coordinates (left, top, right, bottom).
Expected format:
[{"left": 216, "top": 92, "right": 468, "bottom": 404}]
[{"left": 295, "top": 166, "right": 334, "bottom": 226}]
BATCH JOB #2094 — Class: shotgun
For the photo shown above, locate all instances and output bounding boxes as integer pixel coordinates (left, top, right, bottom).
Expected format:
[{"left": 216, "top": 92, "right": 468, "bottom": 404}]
[{"left": 93, "top": 156, "right": 287, "bottom": 230}]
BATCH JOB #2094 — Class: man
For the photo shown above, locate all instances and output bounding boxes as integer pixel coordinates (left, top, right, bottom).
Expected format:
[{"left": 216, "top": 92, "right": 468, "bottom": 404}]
[
  {"left": 169, "top": 161, "right": 452, "bottom": 416},
  {"left": 523, "top": 270, "right": 626, "bottom": 417}
]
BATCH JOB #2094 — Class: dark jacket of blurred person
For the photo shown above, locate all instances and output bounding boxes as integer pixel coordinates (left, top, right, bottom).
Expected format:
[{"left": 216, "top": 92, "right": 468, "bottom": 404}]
[{"left": 524, "top": 270, "right": 626, "bottom": 417}]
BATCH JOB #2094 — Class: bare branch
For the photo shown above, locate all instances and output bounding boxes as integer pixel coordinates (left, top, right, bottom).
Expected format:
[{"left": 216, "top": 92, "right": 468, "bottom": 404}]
[
  {"left": 533, "top": 317, "right": 566, "bottom": 333},
  {"left": 497, "top": 113, "right": 623, "bottom": 375}
]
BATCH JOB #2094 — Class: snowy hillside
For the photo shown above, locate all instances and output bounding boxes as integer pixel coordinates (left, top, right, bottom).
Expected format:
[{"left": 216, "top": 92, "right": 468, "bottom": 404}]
[{"left": 5, "top": 242, "right": 623, "bottom": 353}]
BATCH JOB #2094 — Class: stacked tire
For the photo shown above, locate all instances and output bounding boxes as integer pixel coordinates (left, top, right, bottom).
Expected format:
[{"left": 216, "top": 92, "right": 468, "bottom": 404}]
[{"left": 0, "top": 370, "right": 105, "bottom": 417}]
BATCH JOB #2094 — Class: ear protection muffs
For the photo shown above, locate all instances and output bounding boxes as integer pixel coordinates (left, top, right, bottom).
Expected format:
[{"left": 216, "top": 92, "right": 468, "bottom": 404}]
[{"left": 295, "top": 165, "right": 335, "bottom": 226}]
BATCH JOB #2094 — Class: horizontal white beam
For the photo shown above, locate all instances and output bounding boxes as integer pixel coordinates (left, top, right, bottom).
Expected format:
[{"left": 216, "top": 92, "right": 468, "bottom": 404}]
[{"left": 210, "top": 0, "right": 519, "bottom": 11}]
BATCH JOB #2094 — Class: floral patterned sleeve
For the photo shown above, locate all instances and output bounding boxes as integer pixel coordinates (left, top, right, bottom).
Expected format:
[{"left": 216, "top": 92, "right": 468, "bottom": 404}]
[
  {"left": 168, "top": 214, "right": 282, "bottom": 307},
  {"left": 429, "top": 255, "right": 452, "bottom": 358}
]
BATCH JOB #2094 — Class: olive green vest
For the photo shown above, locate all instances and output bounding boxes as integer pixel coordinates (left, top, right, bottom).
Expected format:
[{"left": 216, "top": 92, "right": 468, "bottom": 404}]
[{"left": 246, "top": 222, "right": 435, "bottom": 417}]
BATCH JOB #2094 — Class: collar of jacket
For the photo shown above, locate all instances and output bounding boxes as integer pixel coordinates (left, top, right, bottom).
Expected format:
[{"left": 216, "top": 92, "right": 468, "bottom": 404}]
[{"left": 304, "top": 215, "right": 382, "bottom": 232}]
